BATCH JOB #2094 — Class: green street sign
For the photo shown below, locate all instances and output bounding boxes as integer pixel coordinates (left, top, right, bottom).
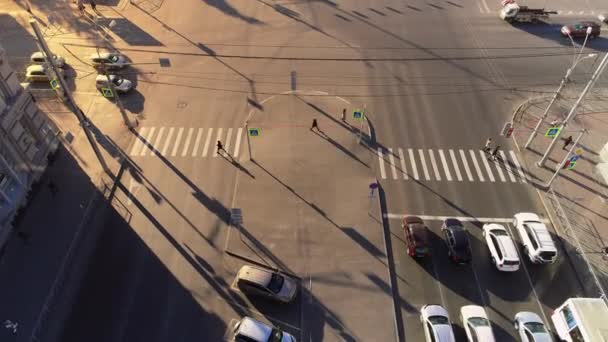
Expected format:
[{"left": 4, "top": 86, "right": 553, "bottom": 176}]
[
  {"left": 101, "top": 87, "right": 114, "bottom": 98},
  {"left": 49, "top": 78, "right": 60, "bottom": 90},
  {"left": 545, "top": 126, "right": 561, "bottom": 137},
  {"left": 353, "top": 109, "right": 364, "bottom": 122},
  {"left": 248, "top": 128, "right": 260, "bottom": 137}
]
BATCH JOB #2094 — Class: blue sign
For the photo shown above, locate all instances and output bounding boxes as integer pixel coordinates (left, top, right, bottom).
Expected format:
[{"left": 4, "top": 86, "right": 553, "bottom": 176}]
[
  {"left": 248, "top": 128, "right": 260, "bottom": 137},
  {"left": 353, "top": 109, "right": 364, "bottom": 122},
  {"left": 545, "top": 126, "right": 561, "bottom": 137},
  {"left": 569, "top": 155, "right": 580, "bottom": 163}
]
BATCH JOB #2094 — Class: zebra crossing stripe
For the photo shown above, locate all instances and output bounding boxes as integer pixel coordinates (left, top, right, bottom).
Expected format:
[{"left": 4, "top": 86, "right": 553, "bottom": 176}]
[
  {"left": 214, "top": 128, "right": 223, "bottom": 157},
  {"left": 429, "top": 150, "right": 441, "bottom": 181},
  {"left": 459, "top": 149, "right": 474, "bottom": 181},
  {"left": 202, "top": 128, "right": 213, "bottom": 157},
  {"left": 469, "top": 150, "right": 485, "bottom": 182},
  {"left": 438, "top": 149, "right": 452, "bottom": 181},
  {"left": 449, "top": 149, "right": 463, "bottom": 181},
  {"left": 418, "top": 149, "right": 431, "bottom": 181},
  {"left": 509, "top": 151, "right": 527, "bottom": 183},
  {"left": 234, "top": 128, "right": 243, "bottom": 157},
  {"left": 479, "top": 150, "right": 495, "bottom": 182},
  {"left": 181, "top": 128, "right": 194, "bottom": 157},
  {"left": 398, "top": 148, "right": 408, "bottom": 180},
  {"left": 408, "top": 149, "right": 419, "bottom": 180},
  {"left": 378, "top": 148, "right": 387, "bottom": 179},
  {"left": 171, "top": 127, "right": 184, "bottom": 156},
  {"left": 129, "top": 127, "right": 148, "bottom": 156},
  {"left": 389, "top": 148, "right": 398, "bottom": 179},
  {"left": 139, "top": 127, "right": 156, "bottom": 157},
  {"left": 500, "top": 151, "right": 517, "bottom": 182},
  {"left": 225, "top": 128, "right": 233, "bottom": 154},
  {"left": 161, "top": 127, "right": 175, "bottom": 156},
  {"left": 151, "top": 127, "right": 165, "bottom": 157},
  {"left": 493, "top": 156, "right": 507, "bottom": 182},
  {"left": 192, "top": 128, "right": 203, "bottom": 157}
]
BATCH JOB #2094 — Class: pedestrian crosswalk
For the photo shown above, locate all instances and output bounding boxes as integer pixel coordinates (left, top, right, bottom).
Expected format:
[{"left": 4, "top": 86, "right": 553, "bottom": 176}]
[
  {"left": 128, "top": 126, "right": 243, "bottom": 158},
  {"left": 377, "top": 147, "right": 528, "bottom": 184}
]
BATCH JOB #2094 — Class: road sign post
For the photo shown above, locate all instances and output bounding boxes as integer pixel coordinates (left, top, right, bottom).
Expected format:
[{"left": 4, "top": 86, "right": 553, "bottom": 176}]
[
  {"left": 546, "top": 129, "right": 585, "bottom": 189},
  {"left": 353, "top": 107, "right": 366, "bottom": 143},
  {"left": 245, "top": 122, "right": 259, "bottom": 161}
]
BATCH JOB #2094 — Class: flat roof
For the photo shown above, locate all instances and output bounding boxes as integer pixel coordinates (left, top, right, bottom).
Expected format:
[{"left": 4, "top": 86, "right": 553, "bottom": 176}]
[{"left": 569, "top": 298, "right": 608, "bottom": 341}]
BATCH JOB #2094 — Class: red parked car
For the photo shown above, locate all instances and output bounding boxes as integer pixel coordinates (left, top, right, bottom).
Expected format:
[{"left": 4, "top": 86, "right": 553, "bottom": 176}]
[
  {"left": 561, "top": 21, "right": 601, "bottom": 38},
  {"left": 403, "top": 216, "right": 431, "bottom": 258}
]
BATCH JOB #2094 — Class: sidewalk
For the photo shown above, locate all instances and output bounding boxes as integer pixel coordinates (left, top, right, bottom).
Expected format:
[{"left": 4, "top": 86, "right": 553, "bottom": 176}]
[{"left": 511, "top": 87, "right": 608, "bottom": 301}]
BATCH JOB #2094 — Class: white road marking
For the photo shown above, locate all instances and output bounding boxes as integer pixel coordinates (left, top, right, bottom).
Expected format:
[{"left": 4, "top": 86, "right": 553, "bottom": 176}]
[
  {"left": 234, "top": 128, "right": 243, "bottom": 157},
  {"left": 480, "top": 0, "right": 490, "bottom": 13},
  {"left": 479, "top": 150, "right": 495, "bottom": 182},
  {"left": 500, "top": 150, "right": 517, "bottom": 182},
  {"left": 398, "top": 148, "right": 408, "bottom": 180},
  {"left": 161, "top": 127, "right": 175, "bottom": 156},
  {"left": 377, "top": 148, "right": 387, "bottom": 179},
  {"left": 214, "top": 128, "right": 223, "bottom": 157},
  {"left": 459, "top": 149, "right": 474, "bottom": 181},
  {"left": 408, "top": 148, "right": 419, "bottom": 180},
  {"left": 129, "top": 126, "right": 148, "bottom": 156},
  {"left": 151, "top": 127, "right": 165, "bottom": 157},
  {"left": 510, "top": 151, "right": 528, "bottom": 183},
  {"left": 181, "top": 128, "right": 194, "bottom": 157},
  {"left": 384, "top": 213, "right": 550, "bottom": 223},
  {"left": 171, "top": 127, "right": 184, "bottom": 156},
  {"left": 389, "top": 148, "right": 398, "bottom": 179},
  {"left": 438, "top": 149, "right": 452, "bottom": 181},
  {"left": 428, "top": 150, "right": 441, "bottom": 181},
  {"left": 493, "top": 155, "right": 507, "bottom": 182},
  {"left": 202, "top": 128, "right": 213, "bottom": 157},
  {"left": 469, "top": 150, "right": 485, "bottom": 182},
  {"left": 225, "top": 128, "right": 233, "bottom": 154},
  {"left": 126, "top": 178, "right": 140, "bottom": 206},
  {"left": 418, "top": 149, "right": 431, "bottom": 181},
  {"left": 139, "top": 127, "right": 156, "bottom": 157},
  {"left": 449, "top": 149, "right": 462, "bottom": 181},
  {"left": 191, "top": 128, "right": 203, "bottom": 157}
]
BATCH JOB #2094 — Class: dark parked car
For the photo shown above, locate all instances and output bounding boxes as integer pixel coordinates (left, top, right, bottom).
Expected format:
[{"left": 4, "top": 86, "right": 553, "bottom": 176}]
[
  {"left": 403, "top": 216, "right": 431, "bottom": 258},
  {"left": 441, "top": 218, "right": 471, "bottom": 264},
  {"left": 561, "top": 21, "right": 601, "bottom": 38}
]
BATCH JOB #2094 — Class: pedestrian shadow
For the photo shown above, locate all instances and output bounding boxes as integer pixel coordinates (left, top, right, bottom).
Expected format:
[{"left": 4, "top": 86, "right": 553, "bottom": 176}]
[
  {"left": 311, "top": 129, "right": 369, "bottom": 168},
  {"left": 219, "top": 152, "right": 255, "bottom": 179},
  {"left": 202, "top": 0, "right": 264, "bottom": 25}
]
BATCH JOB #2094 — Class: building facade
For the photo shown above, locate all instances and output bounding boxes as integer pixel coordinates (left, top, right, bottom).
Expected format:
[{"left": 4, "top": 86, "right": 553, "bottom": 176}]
[{"left": 0, "top": 45, "right": 59, "bottom": 247}]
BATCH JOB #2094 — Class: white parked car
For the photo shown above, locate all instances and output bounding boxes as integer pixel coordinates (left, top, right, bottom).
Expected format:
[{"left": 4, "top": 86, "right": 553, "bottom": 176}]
[
  {"left": 89, "top": 52, "right": 128, "bottom": 70},
  {"left": 25, "top": 64, "right": 64, "bottom": 82},
  {"left": 513, "top": 213, "right": 557, "bottom": 264},
  {"left": 232, "top": 316, "right": 296, "bottom": 342},
  {"left": 420, "top": 304, "right": 456, "bottom": 342},
  {"left": 95, "top": 75, "right": 133, "bottom": 93},
  {"left": 30, "top": 51, "right": 65, "bottom": 68},
  {"left": 483, "top": 223, "right": 520, "bottom": 272},
  {"left": 460, "top": 305, "right": 496, "bottom": 342},
  {"left": 514, "top": 312, "right": 552, "bottom": 342},
  {"left": 235, "top": 265, "right": 297, "bottom": 303}
]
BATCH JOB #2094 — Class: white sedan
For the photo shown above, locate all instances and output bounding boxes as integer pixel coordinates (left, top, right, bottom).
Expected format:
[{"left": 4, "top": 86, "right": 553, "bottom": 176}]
[
  {"left": 460, "top": 305, "right": 496, "bottom": 342},
  {"left": 514, "top": 312, "right": 552, "bottom": 342},
  {"left": 420, "top": 304, "right": 455, "bottom": 342}
]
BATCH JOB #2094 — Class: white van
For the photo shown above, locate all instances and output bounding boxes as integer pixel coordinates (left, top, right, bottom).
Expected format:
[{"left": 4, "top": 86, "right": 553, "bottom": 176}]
[
  {"left": 513, "top": 213, "right": 557, "bottom": 264},
  {"left": 551, "top": 297, "right": 608, "bottom": 341}
]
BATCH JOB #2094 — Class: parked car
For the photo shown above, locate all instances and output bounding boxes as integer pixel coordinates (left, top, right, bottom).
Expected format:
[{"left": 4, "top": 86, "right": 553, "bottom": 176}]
[
  {"left": 232, "top": 316, "right": 296, "bottom": 342},
  {"left": 460, "top": 305, "right": 496, "bottom": 342},
  {"left": 95, "top": 75, "right": 133, "bottom": 93},
  {"left": 235, "top": 265, "right": 297, "bottom": 303},
  {"left": 561, "top": 22, "right": 601, "bottom": 38},
  {"left": 30, "top": 51, "right": 65, "bottom": 68},
  {"left": 25, "top": 64, "right": 63, "bottom": 82},
  {"left": 403, "top": 216, "right": 431, "bottom": 258},
  {"left": 420, "top": 304, "right": 456, "bottom": 342},
  {"left": 599, "top": 14, "right": 608, "bottom": 24},
  {"left": 483, "top": 223, "right": 520, "bottom": 272},
  {"left": 513, "top": 213, "right": 557, "bottom": 264},
  {"left": 441, "top": 218, "right": 471, "bottom": 264},
  {"left": 513, "top": 312, "right": 552, "bottom": 342},
  {"left": 89, "top": 52, "right": 128, "bottom": 70}
]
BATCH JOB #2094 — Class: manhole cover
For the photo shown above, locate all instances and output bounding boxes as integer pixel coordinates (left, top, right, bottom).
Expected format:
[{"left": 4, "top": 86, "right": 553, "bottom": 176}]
[{"left": 159, "top": 58, "right": 171, "bottom": 67}]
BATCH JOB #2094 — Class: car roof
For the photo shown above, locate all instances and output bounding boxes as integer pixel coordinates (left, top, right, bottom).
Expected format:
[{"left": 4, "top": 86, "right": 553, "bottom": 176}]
[
  {"left": 410, "top": 225, "right": 429, "bottom": 242},
  {"left": 237, "top": 317, "right": 271, "bottom": 341},
  {"left": 517, "top": 311, "right": 543, "bottom": 323},
  {"left": 526, "top": 223, "right": 556, "bottom": 250},
  {"left": 444, "top": 218, "right": 463, "bottom": 228},
  {"left": 447, "top": 227, "right": 467, "bottom": 246},
  {"left": 239, "top": 265, "right": 272, "bottom": 286},
  {"left": 425, "top": 304, "right": 449, "bottom": 317},
  {"left": 461, "top": 305, "right": 488, "bottom": 319},
  {"left": 404, "top": 215, "right": 424, "bottom": 224},
  {"left": 494, "top": 234, "right": 519, "bottom": 258},
  {"left": 432, "top": 324, "right": 455, "bottom": 342},
  {"left": 26, "top": 64, "right": 45, "bottom": 72}
]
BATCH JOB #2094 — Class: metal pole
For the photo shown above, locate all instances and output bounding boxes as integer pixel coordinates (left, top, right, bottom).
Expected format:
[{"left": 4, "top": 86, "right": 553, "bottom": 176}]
[
  {"left": 245, "top": 121, "right": 252, "bottom": 161},
  {"left": 99, "top": 58, "right": 134, "bottom": 129},
  {"left": 29, "top": 19, "right": 110, "bottom": 174},
  {"left": 538, "top": 53, "right": 608, "bottom": 167},
  {"left": 546, "top": 129, "right": 585, "bottom": 189}
]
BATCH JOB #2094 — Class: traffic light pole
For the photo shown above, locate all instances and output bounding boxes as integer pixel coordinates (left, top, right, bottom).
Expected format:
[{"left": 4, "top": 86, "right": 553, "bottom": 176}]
[
  {"left": 29, "top": 19, "right": 110, "bottom": 174},
  {"left": 546, "top": 129, "right": 585, "bottom": 189}
]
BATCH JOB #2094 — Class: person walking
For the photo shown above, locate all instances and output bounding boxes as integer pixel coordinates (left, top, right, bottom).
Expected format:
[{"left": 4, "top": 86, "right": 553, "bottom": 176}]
[
  {"left": 78, "top": 2, "right": 85, "bottom": 15},
  {"left": 90, "top": 0, "right": 97, "bottom": 12},
  {"left": 489, "top": 145, "right": 501, "bottom": 161},
  {"left": 216, "top": 140, "right": 224, "bottom": 154},
  {"left": 310, "top": 118, "right": 319, "bottom": 131},
  {"left": 483, "top": 137, "right": 493, "bottom": 153},
  {"left": 563, "top": 135, "right": 573, "bottom": 150},
  {"left": 341, "top": 108, "right": 346, "bottom": 121}
]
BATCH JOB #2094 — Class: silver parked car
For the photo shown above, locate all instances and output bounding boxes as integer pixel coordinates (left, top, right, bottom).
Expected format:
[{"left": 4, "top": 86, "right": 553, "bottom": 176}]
[
  {"left": 232, "top": 317, "right": 296, "bottom": 342},
  {"left": 30, "top": 52, "right": 65, "bottom": 68},
  {"left": 25, "top": 64, "right": 63, "bottom": 82},
  {"left": 235, "top": 265, "right": 297, "bottom": 303},
  {"left": 89, "top": 52, "right": 128, "bottom": 70},
  {"left": 95, "top": 75, "right": 133, "bottom": 93}
]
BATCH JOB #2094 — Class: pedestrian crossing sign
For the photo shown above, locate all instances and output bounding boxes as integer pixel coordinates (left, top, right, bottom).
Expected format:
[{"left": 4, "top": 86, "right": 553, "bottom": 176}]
[
  {"left": 248, "top": 128, "right": 260, "bottom": 137},
  {"left": 353, "top": 109, "right": 364, "bottom": 122},
  {"left": 545, "top": 126, "right": 561, "bottom": 137},
  {"left": 101, "top": 87, "right": 114, "bottom": 98},
  {"left": 50, "top": 78, "right": 60, "bottom": 90}
]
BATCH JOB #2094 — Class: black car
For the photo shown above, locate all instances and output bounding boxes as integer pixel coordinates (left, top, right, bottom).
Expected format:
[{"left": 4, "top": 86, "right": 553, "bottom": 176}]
[{"left": 441, "top": 218, "right": 472, "bottom": 264}]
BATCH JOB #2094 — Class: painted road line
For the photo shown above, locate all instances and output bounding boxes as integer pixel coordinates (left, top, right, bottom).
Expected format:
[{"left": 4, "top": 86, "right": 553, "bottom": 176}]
[
  {"left": 449, "top": 149, "right": 462, "bottom": 181},
  {"left": 389, "top": 148, "right": 398, "bottom": 180},
  {"left": 408, "top": 148, "right": 419, "bottom": 180},
  {"left": 429, "top": 150, "right": 441, "bottom": 181},
  {"left": 438, "top": 149, "right": 452, "bottom": 181},
  {"left": 493, "top": 154, "right": 507, "bottom": 182},
  {"left": 418, "top": 149, "right": 431, "bottom": 181},
  {"left": 225, "top": 128, "right": 233, "bottom": 154},
  {"left": 161, "top": 127, "right": 175, "bottom": 156},
  {"left": 480, "top": 0, "right": 490, "bottom": 13},
  {"left": 398, "top": 148, "right": 408, "bottom": 180},
  {"left": 459, "top": 149, "right": 474, "bottom": 181},
  {"left": 181, "top": 128, "right": 194, "bottom": 157},
  {"left": 214, "top": 128, "right": 223, "bottom": 157},
  {"left": 377, "top": 148, "right": 387, "bottom": 179},
  {"left": 129, "top": 126, "right": 148, "bottom": 156},
  {"left": 191, "top": 128, "right": 203, "bottom": 157},
  {"left": 510, "top": 150, "right": 528, "bottom": 183},
  {"left": 384, "top": 213, "right": 550, "bottom": 223},
  {"left": 139, "top": 127, "right": 156, "bottom": 157},
  {"left": 202, "top": 128, "right": 213, "bottom": 157},
  {"left": 469, "top": 150, "right": 485, "bottom": 182},
  {"left": 171, "top": 127, "right": 184, "bottom": 156},
  {"left": 234, "top": 128, "right": 243, "bottom": 157},
  {"left": 479, "top": 150, "right": 495, "bottom": 182},
  {"left": 151, "top": 127, "right": 165, "bottom": 157},
  {"left": 500, "top": 150, "right": 517, "bottom": 182}
]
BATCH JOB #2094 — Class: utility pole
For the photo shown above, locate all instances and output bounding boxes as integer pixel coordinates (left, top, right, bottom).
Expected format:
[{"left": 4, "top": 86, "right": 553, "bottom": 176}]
[
  {"left": 29, "top": 19, "right": 110, "bottom": 174},
  {"left": 538, "top": 53, "right": 608, "bottom": 167},
  {"left": 546, "top": 129, "right": 585, "bottom": 189},
  {"left": 99, "top": 60, "right": 134, "bottom": 129}
]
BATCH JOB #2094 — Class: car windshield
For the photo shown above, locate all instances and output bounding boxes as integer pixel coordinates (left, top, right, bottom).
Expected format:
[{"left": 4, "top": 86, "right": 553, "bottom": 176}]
[
  {"left": 113, "top": 78, "right": 124, "bottom": 85},
  {"left": 269, "top": 329, "right": 283, "bottom": 342},
  {"left": 540, "top": 251, "right": 556, "bottom": 260},
  {"left": 524, "top": 322, "right": 547, "bottom": 334},
  {"left": 428, "top": 315, "right": 449, "bottom": 325},
  {"left": 491, "top": 229, "right": 508, "bottom": 236},
  {"left": 468, "top": 317, "right": 490, "bottom": 327},
  {"left": 109, "top": 55, "right": 119, "bottom": 63},
  {"left": 267, "top": 273, "right": 284, "bottom": 294}
]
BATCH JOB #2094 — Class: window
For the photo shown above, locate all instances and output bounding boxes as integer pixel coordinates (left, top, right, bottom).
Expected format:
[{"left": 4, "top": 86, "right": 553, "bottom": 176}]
[
  {"left": 524, "top": 224, "right": 539, "bottom": 249},
  {"left": 468, "top": 323, "right": 479, "bottom": 342},
  {"left": 561, "top": 306, "right": 577, "bottom": 330},
  {"left": 491, "top": 236, "right": 503, "bottom": 260},
  {"left": 568, "top": 326, "right": 584, "bottom": 342},
  {"left": 426, "top": 322, "right": 436, "bottom": 342}
]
